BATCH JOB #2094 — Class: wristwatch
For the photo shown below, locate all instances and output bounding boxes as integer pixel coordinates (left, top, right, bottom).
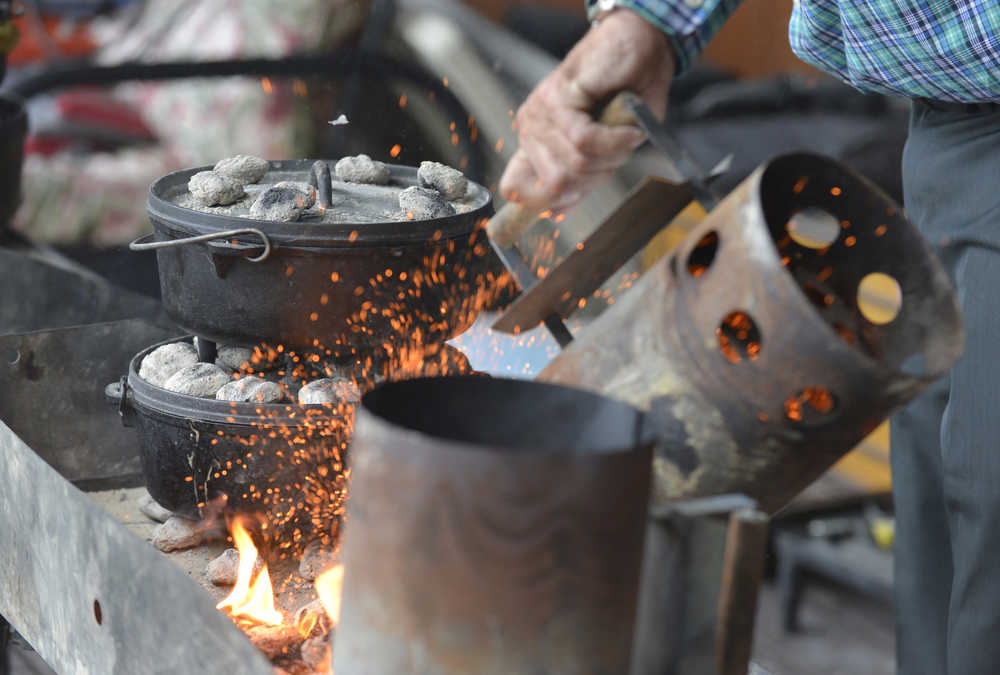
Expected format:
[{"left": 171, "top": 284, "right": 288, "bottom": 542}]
[{"left": 586, "top": 0, "right": 634, "bottom": 24}]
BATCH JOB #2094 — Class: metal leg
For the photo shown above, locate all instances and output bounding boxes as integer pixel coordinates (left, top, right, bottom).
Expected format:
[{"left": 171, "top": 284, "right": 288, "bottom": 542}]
[
  {"left": 195, "top": 337, "right": 217, "bottom": 363},
  {"left": 1, "top": 613, "right": 11, "bottom": 675}
]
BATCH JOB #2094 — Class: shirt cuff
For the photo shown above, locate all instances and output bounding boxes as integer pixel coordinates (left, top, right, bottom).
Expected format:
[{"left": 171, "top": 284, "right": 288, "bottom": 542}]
[{"left": 586, "top": 0, "right": 744, "bottom": 74}]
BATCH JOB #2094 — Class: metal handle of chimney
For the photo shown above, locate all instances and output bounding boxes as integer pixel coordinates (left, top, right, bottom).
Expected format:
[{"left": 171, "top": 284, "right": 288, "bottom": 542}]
[{"left": 129, "top": 228, "right": 272, "bottom": 262}]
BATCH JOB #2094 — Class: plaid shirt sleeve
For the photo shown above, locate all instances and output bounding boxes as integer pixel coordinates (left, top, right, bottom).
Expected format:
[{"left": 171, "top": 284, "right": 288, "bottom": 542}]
[{"left": 586, "top": 0, "right": 746, "bottom": 74}]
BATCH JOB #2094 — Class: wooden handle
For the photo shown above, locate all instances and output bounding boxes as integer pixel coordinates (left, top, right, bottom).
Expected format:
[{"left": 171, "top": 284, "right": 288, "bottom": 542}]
[
  {"left": 715, "top": 508, "right": 769, "bottom": 675},
  {"left": 487, "top": 91, "right": 640, "bottom": 247}
]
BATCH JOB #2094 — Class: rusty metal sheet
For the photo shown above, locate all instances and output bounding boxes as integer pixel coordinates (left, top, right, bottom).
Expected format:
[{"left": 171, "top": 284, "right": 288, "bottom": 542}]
[{"left": 0, "top": 419, "right": 273, "bottom": 675}]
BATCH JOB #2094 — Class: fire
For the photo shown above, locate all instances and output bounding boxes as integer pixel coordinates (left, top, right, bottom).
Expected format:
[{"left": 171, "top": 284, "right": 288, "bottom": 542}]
[
  {"left": 315, "top": 564, "right": 345, "bottom": 626},
  {"left": 217, "top": 518, "right": 284, "bottom": 626}
]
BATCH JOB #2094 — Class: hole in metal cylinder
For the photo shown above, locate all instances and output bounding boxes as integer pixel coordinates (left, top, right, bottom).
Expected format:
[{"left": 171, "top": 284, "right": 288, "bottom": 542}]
[
  {"left": 717, "top": 311, "right": 762, "bottom": 363},
  {"left": 784, "top": 387, "right": 837, "bottom": 425},
  {"left": 787, "top": 207, "right": 840, "bottom": 249},
  {"left": 687, "top": 231, "right": 719, "bottom": 278},
  {"left": 94, "top": 599, "right": 103, "bottom": 625},
  {"left": 6, "top": 348, "right": 19, "bottom": 365},
  {"left": 858, "top": 272, "right": 902, "bottom": 325}
]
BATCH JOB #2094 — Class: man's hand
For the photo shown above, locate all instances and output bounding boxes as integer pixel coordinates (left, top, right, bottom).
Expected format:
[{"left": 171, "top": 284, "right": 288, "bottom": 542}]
[{"left": 498, "top": 9, "right": 675, "bottom": 212}]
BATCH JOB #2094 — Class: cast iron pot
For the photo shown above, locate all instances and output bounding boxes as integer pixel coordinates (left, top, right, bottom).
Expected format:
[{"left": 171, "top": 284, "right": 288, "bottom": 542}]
[
  {"left": 106, "top": 337, "right": 352, "bottom": 536},
  {"left": 0, "top": 95, "right": 27, "bottom": 226},
  {"left": 138, "top": 161, "right": 495, "bottom": 355}
]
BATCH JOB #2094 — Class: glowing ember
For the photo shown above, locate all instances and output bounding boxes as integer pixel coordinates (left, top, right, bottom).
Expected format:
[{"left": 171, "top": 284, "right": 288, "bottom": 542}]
[
  {"left": 217, "top": 519, "right": 284, "bottom": 626},
  {"left": 315, "top": 564, "right": 345, "bottom": 626}
]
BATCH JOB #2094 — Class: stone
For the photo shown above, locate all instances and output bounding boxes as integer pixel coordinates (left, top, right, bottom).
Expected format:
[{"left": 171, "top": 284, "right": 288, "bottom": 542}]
[
  {"left": 139, "top": 342, "right": 199, "bottom": 387},
  {"left": 213, "top": 154, "right": 270, "bottom": 184},
  {"left": 298, "top": 540, "right": 339, "bottom": 581},
  {"left": 298, "top": 378, "right": 361, "bottom": 406},
  {"left": 138, "top": 491, "right": 172, "bottom": 523},
  {"left": 418, "top": 161, "right": 468, "bottom": 200},
  {"left": 273, "top": 181, "right": 317, "bottom": 209},
  {"left": 245, "top": 624, "right": 302, "bottom": 659},
  {"left": 398, "top": 186, "right": 456, "bottom": 220},
  {"left": 334, "top": 154, "right": 390, "bottom": 185},
  {"left": 163, "top": 363, "right": 232, "bottom": 398},
  {"left": 152, "top": 515, "right": 207, "bottom": 552},
  {"left": 188, "top": 170, "right": 244, "bottom": 206},
  {"left": 206, "top": 547, "right": 263, "bottom": 585},
  {"left": 216, "top": 345, "right": 253, "bottom": 371},
  {"left": 249, "top": 186, "right": 309, "bottom": 222},
  {"left": 216, "top": 376, "right": 284, "bottom": 403},
  {"left": 300, "top": 635, "right": 331, "bottom": 671}
]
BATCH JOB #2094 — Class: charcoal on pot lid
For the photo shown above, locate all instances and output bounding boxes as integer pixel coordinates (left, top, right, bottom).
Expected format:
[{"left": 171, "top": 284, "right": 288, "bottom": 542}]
[
  {"left": 418, "top": 161, "right": 468, "bottom": 200},
  {"left": 335, "top": 154, "right": 391, "bottom": 185},
  {"left": 139, "top": 342, "right": 199, "bottom": 387},
  {"left": 213, "top": 154, "right": 270, "bottom": 184},
  {"left": 249, "top": 185, "right": 309, "bottom": 222},
  {"left": 216, "top": 345, "right": 254, "bottom": 371},
  {"left": 188, "top": 170, "right": 245, "bottom": 206},
  {"left": 216, "top": 376, "right": 284, "bottom": 403},
  {"left": 162, "top": 362, "right": 232, "bottom": 398},
  {"left": 298, "top": 378, "right": 361, "bottom": 405},
  {"left": 399, "top": 185, "right": 456, "bottom": 220},
  {"left": 273, "top": 181, "right": 317, "bottom": 208}
]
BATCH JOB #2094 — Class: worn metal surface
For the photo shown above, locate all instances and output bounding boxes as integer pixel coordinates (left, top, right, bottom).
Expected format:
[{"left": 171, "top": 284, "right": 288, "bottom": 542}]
[
  {"left": 0, "top": 320, "right": 181, "bottom": 484},
  {"left": 0, "top": 420, "right": 273, "bottom": 675},
  {"left": 540, "top": 152, "right": 964, "bottom": 514},
  {"left": 334, "top": 376, "right": 653, "bottom": 674}
]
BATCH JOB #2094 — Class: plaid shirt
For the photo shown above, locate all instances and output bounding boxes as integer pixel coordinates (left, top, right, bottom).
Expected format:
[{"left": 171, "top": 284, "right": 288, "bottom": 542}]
[{"left": 586, "top": 0, "right": 1000, "bottom": 102}]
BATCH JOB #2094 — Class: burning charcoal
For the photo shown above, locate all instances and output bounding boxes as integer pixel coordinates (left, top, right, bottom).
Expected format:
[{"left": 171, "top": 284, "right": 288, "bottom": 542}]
[
  {"left": 273, "top": 663, "right": 314, "bottom": 675},
  {"left": 298, "top": 540, "right": 340, "bottom": 581},
  {"left": 298, "top": 378, "right": 361, "bottom": 405},
  {"left": 250, "top": 186, "right": 309, "bottom": 222},
  {"left": 293, "top": 599, "right": 332, "bottom": 637},
  {"left": 216, "top": 345, "right": 254, "bottom": 371},
  {"left": 273, "top": 181, "right": 317, "bottom": 209},
  {"left": 206, "top": 547, "right": 263, "bottom": 585},
  {"left": 213, "top": 154, "right": 270, "bottom": 184},
  {"left": 139, "top": 342, "right": 199, "bottom": 387},
  {"left": 152, "top": 515, "right": 206, "bottom": 552},
  {"left": 334, "top": 154, "right": 390, "bottom": 185},
  {"left": 418, "top": 161, "right": 468, "bottom": 200},
  {"left": 163, "top": 363, "right": 232, "bottom": 398},
  {"left": 300, "top": 635, "right": 331, "bottom": 671},
  {"left": 216, "top": 376, "right": 284, "bottom": 403},
  {"left": 138, "top": 491, "right": 172, "bottom": 523},
  {"left": 398, "top": 186, "right": 456, "bottom": 220},
  {"left": 188, "top": 170, "right": 245, "bottom": 206},
  {"left": 245, "top": 624, "right": 302, "bottom": 659}
]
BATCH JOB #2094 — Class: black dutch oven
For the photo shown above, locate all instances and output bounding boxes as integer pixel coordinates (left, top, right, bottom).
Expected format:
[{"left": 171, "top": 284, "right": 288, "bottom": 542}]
[
  {"left": 136, "top": 161, "right": 495, "bottom": 356},
  {"left": 105, "top": 337, "right": 352, "bottom": 533},
  {"left": 0, "top": 94, "right": 27, "bottom": 226}
]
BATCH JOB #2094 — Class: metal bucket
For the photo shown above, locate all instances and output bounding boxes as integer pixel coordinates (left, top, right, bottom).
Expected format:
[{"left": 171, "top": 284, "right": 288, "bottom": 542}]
[
  {"left": 540, "top": 152, "right": 964, "bottom": 514},
  {"left": 333, "top": 376, "right": 654, "bottom": 675}
]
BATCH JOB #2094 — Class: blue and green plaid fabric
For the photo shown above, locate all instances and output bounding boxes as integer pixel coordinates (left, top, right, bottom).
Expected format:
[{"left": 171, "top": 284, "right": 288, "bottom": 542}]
[{"left": 586, "top": 0, "right": 1000, "bottom": 102}]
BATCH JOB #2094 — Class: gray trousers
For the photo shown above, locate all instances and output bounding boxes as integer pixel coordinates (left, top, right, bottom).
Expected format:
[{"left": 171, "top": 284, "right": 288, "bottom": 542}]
[{"left": 893, "top": 99, "right": 1000, "bottom": 675}]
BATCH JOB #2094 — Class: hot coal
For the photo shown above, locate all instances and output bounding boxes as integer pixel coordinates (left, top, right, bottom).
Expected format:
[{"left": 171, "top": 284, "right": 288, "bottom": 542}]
[
  {"left": 274, "top": 181, "right": 317, "bottom": 209},
  {"left": 216, "top": 376, "right": 284, "bottom": 403},
  {"left": 206, "top": 547, "right": 264, "bottom": 586},
  {"left": 213, "top": 154, "right": 270, "bottom": 184},
  {"left": 298, "top": 378, "right": 361, "bottom": 405},
  {"left": 298, "top": 540, "right": 339, "bottom": 581},
  {"left": 152, "top": 515, "right": 224, "bottom": 552},
  {"left": 334, "top": 154, "right": 390, "bottom": 185},
  {"left": 138, "top": 491, "right": 173, "bottom": 523},
  {"left": 216, "top": 345, "right": 253, "bottom": 371},
  {"left": 250, "top": 186, "right": 311, "bottom": 222},
  {"left": 245, "top": 624, "right": 302, "bottom": 660},
  {"left": 293, "top": 599, "right": 332, "bottom": 638},
  {"left": 139, "top": 342, "right": 199, "bottom": 387},
  {"left": 188, "top": 170, "right": 245, "bottom": 206},
  {"left": 162, "top": 363, "right": 232, "bottom": 398},
  {"left": 399, "top": 186, "right": 455, "bottom": 220},
  {"left": 300, "top": 635, "right": 331, "bottom": 671},
  {"left": 418, "top": 161, "right": 467, "bottom": 200}
]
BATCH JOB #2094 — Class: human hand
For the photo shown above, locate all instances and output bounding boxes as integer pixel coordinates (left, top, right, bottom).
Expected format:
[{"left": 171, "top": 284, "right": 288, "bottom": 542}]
[{"left": 498, "top": 9, "right": 675, "bottom": 212}]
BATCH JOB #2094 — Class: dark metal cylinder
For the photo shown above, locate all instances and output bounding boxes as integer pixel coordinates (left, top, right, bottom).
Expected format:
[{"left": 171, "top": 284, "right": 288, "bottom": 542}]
[
  {"left": 540, "top": 152, "right": 964, "bottom": 514},
  {"left": 333, "top": 376, "right": 654, "bottom": 675}
]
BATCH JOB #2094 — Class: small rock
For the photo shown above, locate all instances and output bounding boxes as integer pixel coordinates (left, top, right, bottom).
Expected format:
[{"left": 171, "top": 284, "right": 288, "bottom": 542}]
[
  {"left": 418, "top": 161, "right": 468, "bottom": 200},
  {"left": 216, "top": 376, "right": 284, "bottom": 403},
  {"left": 249, "top": 186, "right": 309, "bottom": 222},
  {"left": 188, "top": 170, "right": 244, "bottom": 206},
  {"left": 245, "top": 624, "right": 302, "bottom": 659},
  {"left": 300, "top": 635, "right": 331, "bottom": 671},
  {"left": 206, "top": 547, "right": 263, "bottom": 585},
  {"left": 163, "top": 363, "right": 232, "bottom": 398},
  {"left": 298, "top": 378, "right": 361, "bottom": 406},
  {"left": 152, "top": 515, "right": 206, "bottom": 552},
  {"left": 139, "top": 342, "right": 199, "bottom": 387},
  {"left": 273, "top": 181, "right": 317, "bottom": 209},
  {"left": 216, "top": 345, "right": 253, "bottom": 371},
  {"left": 138, "top": 492, "right": 173, "bottom": 523},
  {"left": 298, "top": 540, "right": 340, "bottom": 580},
  {"left": 399, "top": 186, "right": 456, "bottom": 220},
  {"left": 334, "top": 154, "right": 390, "bottom": 185},
  {"left": 213, "top": 154, "right": 270, "bottom": 184}
]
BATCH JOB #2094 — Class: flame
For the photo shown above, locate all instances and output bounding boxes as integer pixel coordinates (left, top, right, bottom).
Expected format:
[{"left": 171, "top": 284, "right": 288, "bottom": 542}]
[
  {"left": 315, "top": 564, "right": 345, "bottom": 626},
  {"left": 217, "top": 519, "right": 284, "bottom": 626}
]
